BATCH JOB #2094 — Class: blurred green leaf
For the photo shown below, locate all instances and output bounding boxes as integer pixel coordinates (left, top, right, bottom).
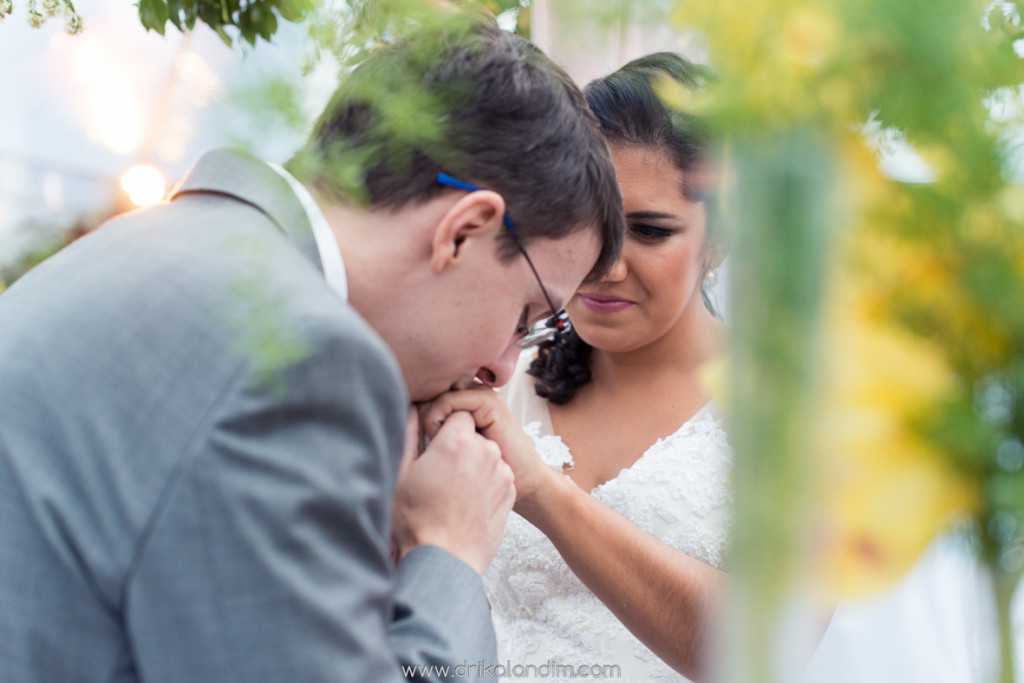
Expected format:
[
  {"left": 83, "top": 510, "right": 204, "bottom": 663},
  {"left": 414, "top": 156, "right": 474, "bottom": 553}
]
[{"left": 138, "top": 0, "right": 169, "bottom": 34}]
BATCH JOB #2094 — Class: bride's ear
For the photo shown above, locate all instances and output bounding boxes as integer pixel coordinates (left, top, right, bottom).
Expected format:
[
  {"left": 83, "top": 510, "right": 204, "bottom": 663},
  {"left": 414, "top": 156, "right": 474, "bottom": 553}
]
[
  {"left": 703, "top": 225, "right": 728, "bottom": 273},
  {"left": 429, "top": 191, "right": 506, "bottom": 273},
  {"left": 704, "top": 243, "right": 726, "bottom": 273}
]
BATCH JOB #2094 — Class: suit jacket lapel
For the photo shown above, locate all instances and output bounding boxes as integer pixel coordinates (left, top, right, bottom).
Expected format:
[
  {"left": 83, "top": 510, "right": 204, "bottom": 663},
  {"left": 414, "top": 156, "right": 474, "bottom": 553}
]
[{"left": 170, "top": 149, "right": 323, "bottom": 273}]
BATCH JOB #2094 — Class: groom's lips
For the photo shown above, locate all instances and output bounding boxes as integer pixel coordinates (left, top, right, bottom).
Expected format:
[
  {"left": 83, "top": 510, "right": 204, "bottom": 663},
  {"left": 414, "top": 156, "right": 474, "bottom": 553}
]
[
  {"left": 450, "top": 378, "right": 476, "bottom": 392},
  {"left": 577, "top": 293, "right": 635, "bottom": 314}
]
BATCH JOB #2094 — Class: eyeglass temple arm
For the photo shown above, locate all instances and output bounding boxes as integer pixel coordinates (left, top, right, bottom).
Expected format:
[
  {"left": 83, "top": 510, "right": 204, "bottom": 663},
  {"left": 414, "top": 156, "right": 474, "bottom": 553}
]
[{"left": 436, "top": 173, "right": 516, "bottom": 233}]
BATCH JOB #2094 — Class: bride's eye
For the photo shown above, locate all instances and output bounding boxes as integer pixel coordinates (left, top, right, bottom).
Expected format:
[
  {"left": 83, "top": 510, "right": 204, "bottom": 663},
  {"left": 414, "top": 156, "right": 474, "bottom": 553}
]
[{"left": 631, "top": 223, "right": 674, "bottom": 241}]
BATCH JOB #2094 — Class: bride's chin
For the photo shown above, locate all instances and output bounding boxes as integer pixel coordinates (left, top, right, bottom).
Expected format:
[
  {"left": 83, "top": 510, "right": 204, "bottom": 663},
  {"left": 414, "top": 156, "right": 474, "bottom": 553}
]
[{"left": 574, "top": 323, "right": 623, "bottom": 347}]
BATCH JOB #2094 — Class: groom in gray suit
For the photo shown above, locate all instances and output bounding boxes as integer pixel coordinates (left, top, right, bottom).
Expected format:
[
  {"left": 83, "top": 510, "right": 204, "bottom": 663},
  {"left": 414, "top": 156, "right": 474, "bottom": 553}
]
[{"left": 0, "top": 16, "right": 623, "bottom": 683}]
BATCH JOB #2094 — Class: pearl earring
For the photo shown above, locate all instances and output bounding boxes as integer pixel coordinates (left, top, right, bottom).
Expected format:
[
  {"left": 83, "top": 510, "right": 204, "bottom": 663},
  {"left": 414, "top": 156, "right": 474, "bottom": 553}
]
[{"left": 704, "top": 269, "right": 717, "bottom": 285}]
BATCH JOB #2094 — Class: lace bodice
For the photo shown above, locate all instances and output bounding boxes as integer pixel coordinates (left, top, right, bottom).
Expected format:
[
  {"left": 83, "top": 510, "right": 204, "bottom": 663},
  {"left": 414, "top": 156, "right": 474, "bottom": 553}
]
[{"left": 484, "top": 354, "right": 733, "bottom": 682}]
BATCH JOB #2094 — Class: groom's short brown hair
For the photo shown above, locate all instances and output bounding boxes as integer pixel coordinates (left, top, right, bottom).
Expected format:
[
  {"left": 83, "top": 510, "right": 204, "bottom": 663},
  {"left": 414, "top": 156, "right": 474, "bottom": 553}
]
[{"left": 291, "top": 14, "right": 624, "bottom": 281}]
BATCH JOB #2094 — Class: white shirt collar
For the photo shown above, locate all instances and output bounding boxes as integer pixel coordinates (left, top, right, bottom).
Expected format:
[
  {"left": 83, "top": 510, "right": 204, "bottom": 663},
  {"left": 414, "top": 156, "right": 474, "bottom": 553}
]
[{"left": 267, "top": 162, "right": 348, "bottom": 303}]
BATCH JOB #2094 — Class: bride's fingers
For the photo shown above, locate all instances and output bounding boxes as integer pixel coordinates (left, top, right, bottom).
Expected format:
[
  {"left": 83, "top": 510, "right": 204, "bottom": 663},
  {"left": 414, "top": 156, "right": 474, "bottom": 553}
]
[
  {"left": 421, "top": 393, "right": 463, "bottom": 439},
  {"left": 422, "top": 387, "right": 502, "bottom": 439}
]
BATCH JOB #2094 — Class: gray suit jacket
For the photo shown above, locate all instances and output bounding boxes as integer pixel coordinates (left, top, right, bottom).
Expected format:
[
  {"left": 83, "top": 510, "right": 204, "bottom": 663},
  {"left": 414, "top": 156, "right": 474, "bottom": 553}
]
[{"left": 0, "top": 149, "right": 495, "bottom": 682}]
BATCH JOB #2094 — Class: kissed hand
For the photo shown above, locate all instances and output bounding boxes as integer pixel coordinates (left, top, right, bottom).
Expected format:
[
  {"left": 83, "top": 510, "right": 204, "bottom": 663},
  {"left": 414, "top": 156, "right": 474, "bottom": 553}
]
[
  {"left": 391, "top": 407, "right": 515, "bottom": 575},
  {"left": 421, "top": 385, "right": 559, "bottom": 514}
]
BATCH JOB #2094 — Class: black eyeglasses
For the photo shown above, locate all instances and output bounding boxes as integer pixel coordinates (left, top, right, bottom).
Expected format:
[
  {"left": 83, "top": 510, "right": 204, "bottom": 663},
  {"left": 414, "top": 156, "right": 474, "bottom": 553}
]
[{"left": 436, "top": 172, "right": 564, "bottom": 347}]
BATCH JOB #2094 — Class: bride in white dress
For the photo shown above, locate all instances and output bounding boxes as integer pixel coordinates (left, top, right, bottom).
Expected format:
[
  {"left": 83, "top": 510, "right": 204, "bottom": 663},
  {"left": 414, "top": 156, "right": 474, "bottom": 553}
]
[{"left": 422, "top": 53, "right": 730, "bottom": 682}]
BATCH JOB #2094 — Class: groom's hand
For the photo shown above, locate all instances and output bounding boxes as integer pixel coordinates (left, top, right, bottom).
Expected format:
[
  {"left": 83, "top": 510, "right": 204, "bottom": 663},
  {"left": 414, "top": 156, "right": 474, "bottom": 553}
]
[
  {"left": 391, "top": 407, "right": 515, "bottom": 575},
  {"left": 421, "top": 386, "right": 556, "bottom": 514}
]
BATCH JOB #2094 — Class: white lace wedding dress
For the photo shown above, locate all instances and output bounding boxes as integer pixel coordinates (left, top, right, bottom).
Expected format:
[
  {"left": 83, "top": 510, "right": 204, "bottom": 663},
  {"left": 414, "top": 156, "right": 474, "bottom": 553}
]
[{"left": 484, "top": 352, "right": 733, "bottom": 682}]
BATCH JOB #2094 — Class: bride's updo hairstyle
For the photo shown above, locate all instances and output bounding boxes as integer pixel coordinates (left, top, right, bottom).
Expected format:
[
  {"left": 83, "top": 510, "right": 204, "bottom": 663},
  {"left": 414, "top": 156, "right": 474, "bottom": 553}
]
[{"left": 528, "top": 52, "right": 718, "bottom": 405}]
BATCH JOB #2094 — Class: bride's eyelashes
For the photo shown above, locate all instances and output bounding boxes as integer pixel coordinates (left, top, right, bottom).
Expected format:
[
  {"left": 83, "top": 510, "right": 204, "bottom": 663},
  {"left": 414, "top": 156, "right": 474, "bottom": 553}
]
[{"left": 630, "top": 223, "right": 675, "bottom": 242}]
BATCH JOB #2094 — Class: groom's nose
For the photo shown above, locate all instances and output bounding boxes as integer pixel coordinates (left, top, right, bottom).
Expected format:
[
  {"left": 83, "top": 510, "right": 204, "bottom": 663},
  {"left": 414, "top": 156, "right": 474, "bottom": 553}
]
[{"left": 474, "top": 343, "right": 519, "bottom": 388}]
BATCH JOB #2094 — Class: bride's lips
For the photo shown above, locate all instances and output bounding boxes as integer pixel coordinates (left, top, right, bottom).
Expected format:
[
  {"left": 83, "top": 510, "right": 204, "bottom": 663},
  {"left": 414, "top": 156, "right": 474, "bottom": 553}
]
[{"left": 577, "top": 293, "right": 635, "bottom": 314}]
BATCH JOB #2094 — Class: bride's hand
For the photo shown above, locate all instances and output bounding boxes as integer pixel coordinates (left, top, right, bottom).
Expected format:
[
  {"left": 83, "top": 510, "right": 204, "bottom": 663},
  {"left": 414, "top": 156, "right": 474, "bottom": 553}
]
[{"left": 421, "top": 385, "right": 556, "bottom": 509}]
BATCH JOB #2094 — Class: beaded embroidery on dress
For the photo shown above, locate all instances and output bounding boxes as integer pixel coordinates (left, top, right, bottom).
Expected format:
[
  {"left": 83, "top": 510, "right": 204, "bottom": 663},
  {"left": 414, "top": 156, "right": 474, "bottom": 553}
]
[{"left": 484, "top": 352, "right": 733, "bottom": 682}]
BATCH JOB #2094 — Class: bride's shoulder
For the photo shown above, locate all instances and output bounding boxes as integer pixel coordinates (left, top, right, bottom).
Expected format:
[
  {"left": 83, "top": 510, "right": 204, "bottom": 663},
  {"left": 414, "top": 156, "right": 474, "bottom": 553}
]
[
  {"left": 658, "top": 397, "right": 732, "bottom": 462},
  {"left": 499, "top": 349, "right": 546, "bottom": 422}
]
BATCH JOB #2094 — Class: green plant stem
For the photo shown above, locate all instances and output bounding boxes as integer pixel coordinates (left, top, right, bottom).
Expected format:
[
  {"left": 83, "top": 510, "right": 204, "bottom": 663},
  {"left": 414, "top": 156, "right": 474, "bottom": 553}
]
[
  {"left": 722, "top": 131, "right": 835, "bottom": 683},
  {"left": 992, "top": 562, "right": 1021, "bottom": 683}
]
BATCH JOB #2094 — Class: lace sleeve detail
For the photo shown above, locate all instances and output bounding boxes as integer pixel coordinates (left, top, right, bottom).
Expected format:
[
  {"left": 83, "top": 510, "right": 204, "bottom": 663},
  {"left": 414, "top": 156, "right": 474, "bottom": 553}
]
[
  {"left": 522, "top": 420, "right": 575, "bottom": 472},
  {"left": 488, "top": 390, "right": 732, "bottom": 682},
  {"left": 592, "top": 411, "right": 733, "bottom": 570}
]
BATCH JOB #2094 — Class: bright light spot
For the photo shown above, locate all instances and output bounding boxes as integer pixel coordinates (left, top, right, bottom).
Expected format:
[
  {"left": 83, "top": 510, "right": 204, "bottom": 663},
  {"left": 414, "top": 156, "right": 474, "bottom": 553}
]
[
  {"left": 877, "top": 144, "right": 937, "bottom": 184},
  {"left": 495, "top": 8, "right": 519, "bottom": 32},
  {"left": 121, "top": 165, "right": 166, "bottom": 207},
  {"left": 72, "top": 39, "right": 102, "bottom": 86},
  {"left": 985, "top": 85, "right": 1024, "bottom": 123},
  {"left": 862, "top": 118, "right": 937, "bottom": 184},
  {"left": 71, "top": 36, "right": 145, "bottom": 154},
  {"left": 175, "top": 52, "right": 221, "bottom": 108},
  {"left": 87, "top": 84, "right": 145, "bottom": 155}
]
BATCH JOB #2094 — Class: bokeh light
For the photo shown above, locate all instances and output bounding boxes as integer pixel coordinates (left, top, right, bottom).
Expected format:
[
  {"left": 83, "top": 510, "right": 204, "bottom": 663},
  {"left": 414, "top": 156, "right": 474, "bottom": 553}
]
[{"left": 120, "top": 164, "right": 165, "bottom": 207}]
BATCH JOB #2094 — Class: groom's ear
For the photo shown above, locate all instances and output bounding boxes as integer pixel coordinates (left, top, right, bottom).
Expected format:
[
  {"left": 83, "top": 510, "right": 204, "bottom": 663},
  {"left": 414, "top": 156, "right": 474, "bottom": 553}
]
[{"left": 429, "top": 191, "right": 505, "bottom": 274}]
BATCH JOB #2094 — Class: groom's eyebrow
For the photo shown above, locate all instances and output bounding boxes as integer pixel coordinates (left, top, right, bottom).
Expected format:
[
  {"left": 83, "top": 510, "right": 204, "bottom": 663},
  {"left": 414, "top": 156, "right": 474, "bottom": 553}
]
[{"left": 627, "top": 210, "right": 676, "bottom": 220}]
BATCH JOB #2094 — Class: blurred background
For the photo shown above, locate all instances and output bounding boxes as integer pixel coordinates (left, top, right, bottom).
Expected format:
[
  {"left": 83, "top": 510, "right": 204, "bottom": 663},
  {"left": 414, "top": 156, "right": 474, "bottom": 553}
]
[
  {"left": 0, "top": 0, "right": 703, "bottom": 286},
  {"left": 0, "top": 0, "right": 333, "bottom": 284},
  {"left": 3, "top": 2, "right": 1024, "bottom": 681}
]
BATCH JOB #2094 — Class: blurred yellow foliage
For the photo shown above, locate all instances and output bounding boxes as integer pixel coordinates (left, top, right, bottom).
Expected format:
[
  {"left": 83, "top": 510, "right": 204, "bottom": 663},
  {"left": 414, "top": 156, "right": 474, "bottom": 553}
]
[
  {"left": 672, "top": 0, "right": 1024, "bottom": 677},
  {"left": 812, "top": 278, "right": 978, "bottom": 598},
  {"left": 779, "top": 6, "right": 838, "bottom": 70}
]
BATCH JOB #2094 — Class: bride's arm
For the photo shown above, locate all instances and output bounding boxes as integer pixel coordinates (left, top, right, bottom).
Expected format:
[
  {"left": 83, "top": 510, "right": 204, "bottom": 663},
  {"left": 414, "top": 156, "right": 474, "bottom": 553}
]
[
  {"left": 422, "top": 386, "right": 726, "bottom": 682},
  {"left": 523, "top": 467, "right": 725, "bottom": 681}
]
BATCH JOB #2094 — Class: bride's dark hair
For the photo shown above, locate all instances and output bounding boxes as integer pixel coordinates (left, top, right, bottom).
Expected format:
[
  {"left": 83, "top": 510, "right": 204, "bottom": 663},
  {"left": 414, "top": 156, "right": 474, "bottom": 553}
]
[{"left": 528, "top": 52, "right": 718, "bottom": 405}]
